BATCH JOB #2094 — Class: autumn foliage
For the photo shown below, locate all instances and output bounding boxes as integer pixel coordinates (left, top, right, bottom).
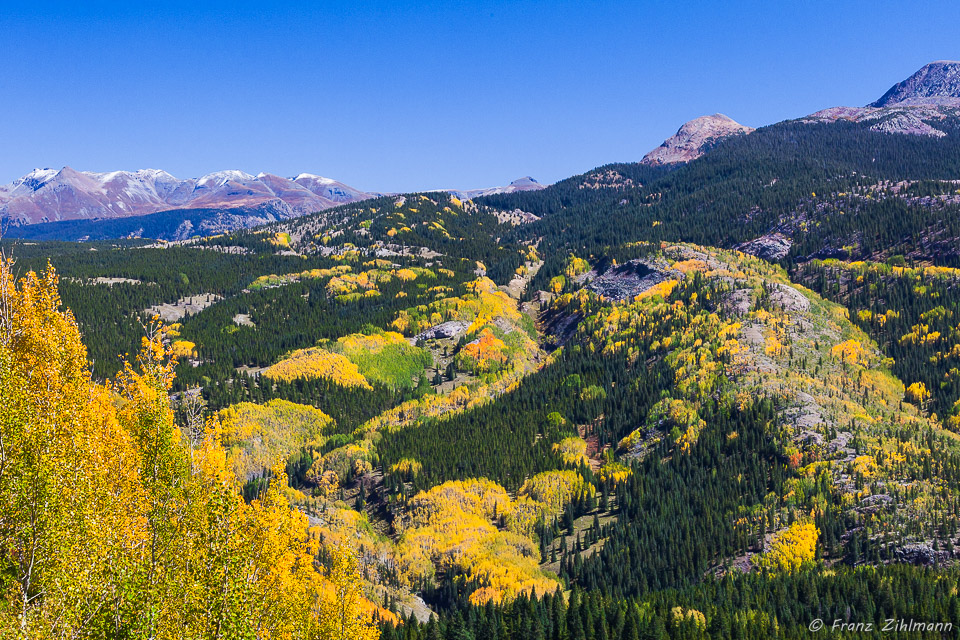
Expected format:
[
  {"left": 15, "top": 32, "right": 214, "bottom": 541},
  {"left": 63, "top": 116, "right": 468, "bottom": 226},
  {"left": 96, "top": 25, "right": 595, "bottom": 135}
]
[
  {"left": 552, "top": 436, "right": 589, "bottom": 466},
  {"left": 264, "top": 346, "right": 372, "bottom": 388},
  {"left": 264, "top": 330, "right": 431, "bottom": 390},
  {"left": 457, "top": 327, "right": 509, "bottom": 373},
  {"left": 0, "top": 257, "right": 379, "bottom": 639},
  {"left": 397, "top": 479, "right": 560, "bottom": 605},
  {"left": 218, "top": 399, "right": 334, "bottom": 480},
  {"left": 753, "top": 522, "right": 819, "bottom": 573}
]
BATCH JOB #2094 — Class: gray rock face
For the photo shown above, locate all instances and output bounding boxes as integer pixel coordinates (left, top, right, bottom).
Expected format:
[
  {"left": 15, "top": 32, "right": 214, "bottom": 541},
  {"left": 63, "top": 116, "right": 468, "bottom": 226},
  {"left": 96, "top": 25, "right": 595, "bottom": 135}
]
[
  {"left": 869, "top": 110, "right": 948, "bottom": 137},
  {"left": 641, "top": 114, "right": 754, "bottom": 166},
  {"left": 870, "top": 61, "right": 960, "bottom": 107},
  {"left": 737, "top": 233, "right": 792, "bottom": 261},
  {"left": 413, "top": 321, "right": 469, "bottom": 342},
  {"left": 588, "top": 260, "right": 676, "bottom": 302},
  {"left": 805, "top": 102, "right": 958, "bottom": 138},
  {"left": 769, "top": 283, "right": 810, "bottom": 313},
  {"left": 860, "top": 494, "right": 893, "bottom": 507},
  {"left": 894, "top": 543, "right": 953, "bottom": 566}
]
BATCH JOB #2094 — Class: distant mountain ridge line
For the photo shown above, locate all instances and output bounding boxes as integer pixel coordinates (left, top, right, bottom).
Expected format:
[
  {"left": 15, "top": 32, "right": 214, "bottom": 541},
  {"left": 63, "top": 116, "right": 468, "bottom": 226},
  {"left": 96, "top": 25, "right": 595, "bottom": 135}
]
[
  {"left": 0, "top": 167, "right": 379, "bottom": 226},
  {"left": 443, "top": 176, "right": 546, "bottom": 200},
  {"left": 6, "top": 60, "right": 960, "bottom": 232},
  {"left": 0, "top": 166, "right": 546, "bottom": 228},
  {"left": 642, "top": 60, "right": 960, "bottom": 165}
]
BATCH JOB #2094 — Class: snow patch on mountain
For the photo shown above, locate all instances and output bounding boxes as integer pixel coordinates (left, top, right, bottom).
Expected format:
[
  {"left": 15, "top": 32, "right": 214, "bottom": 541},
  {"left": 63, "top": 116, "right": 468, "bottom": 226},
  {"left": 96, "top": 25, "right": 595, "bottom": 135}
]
[{"left": 0, "top": 167, "right": 378, "bottom": 225}]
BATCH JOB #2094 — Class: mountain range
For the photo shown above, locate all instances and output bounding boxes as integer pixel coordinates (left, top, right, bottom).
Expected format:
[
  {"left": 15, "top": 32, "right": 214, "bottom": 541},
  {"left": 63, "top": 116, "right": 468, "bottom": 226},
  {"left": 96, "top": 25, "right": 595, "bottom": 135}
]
[
  {"left": 10, "top": 58, "right": 960, "bottom": 638},
  {"left": 0, "top": 166, "right": 546, "bottom": 239},
  {"left": 3, "top": 60, "right": 959, "bottom": 240},
  {"left": 0, "top": 168, "right": 377, "bottom": 226}
]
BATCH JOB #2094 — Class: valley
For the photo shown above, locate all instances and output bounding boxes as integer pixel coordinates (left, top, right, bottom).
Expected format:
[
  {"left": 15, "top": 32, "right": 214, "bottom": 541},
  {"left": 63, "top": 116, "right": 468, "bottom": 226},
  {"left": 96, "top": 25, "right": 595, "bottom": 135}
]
[{"left": 6, "top": 59, "right": 960, "bottom": 639}]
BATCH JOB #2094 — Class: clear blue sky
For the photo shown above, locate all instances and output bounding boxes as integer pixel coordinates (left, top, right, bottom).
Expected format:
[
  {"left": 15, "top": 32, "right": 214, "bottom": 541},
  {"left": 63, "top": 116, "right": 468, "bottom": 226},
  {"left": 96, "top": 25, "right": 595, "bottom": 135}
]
[{"left": 2, "top": 0, "right": 958, "bottom": 192}]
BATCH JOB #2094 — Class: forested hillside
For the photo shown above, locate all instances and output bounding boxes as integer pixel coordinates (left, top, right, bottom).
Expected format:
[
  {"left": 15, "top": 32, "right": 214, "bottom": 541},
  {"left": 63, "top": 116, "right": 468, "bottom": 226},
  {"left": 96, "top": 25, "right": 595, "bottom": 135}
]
[
  {"left": 0, "top": 257, "right": 383, "bottom": 638},
  {"left": 481, "top": 118, "right": 960, "bottom": 296},
  {"left": 7, "top": 105, "right": 960, "bottom": 639}
]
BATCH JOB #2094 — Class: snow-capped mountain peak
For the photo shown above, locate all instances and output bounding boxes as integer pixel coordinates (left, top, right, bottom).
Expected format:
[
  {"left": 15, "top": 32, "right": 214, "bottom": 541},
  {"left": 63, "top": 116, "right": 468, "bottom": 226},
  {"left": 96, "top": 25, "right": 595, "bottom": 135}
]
[
  {"left": 294, "top": 173, "right": 337, "bottom": 184},
  {"left": 0, "top": 167, "right": 377, "bottom": 225},
  {"left": 196, "top": 170, "right": 256, "bottom": 186}
]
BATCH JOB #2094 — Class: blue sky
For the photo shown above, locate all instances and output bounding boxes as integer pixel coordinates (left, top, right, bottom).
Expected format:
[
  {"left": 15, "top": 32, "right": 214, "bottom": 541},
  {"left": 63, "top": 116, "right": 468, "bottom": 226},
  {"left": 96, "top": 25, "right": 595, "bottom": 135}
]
[{"left": 2, "top": 1, "right": 959, "bottom": 192}]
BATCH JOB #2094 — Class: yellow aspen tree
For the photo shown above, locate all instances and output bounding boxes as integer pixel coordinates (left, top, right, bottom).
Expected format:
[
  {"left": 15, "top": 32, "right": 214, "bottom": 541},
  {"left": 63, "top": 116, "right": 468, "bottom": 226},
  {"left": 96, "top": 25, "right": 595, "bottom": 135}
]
[
  {"left": 0, "top": 256, "right": 145, "bottom": 638},
  {"left": 0, "top": 254, "right": 382, "bottom": 639},
  {"left": 316, "top": 546, "right": 381, "bottom": 640},
  {"left": 113, "top": 319, "right": 193, "bottom": 638}
]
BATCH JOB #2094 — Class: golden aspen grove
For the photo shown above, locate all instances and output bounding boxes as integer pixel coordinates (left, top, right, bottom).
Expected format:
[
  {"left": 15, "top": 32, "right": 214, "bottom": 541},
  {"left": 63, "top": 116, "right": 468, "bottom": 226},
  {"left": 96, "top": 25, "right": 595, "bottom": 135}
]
[
  {"left": 8, "top": 35, "right": 960, "bottom": 639},
  {"left": 9, "top": 176, "right": 960, "bottom": 639},
  {"left": 0, "top": 256, "right": 379, "bottom": 639}
]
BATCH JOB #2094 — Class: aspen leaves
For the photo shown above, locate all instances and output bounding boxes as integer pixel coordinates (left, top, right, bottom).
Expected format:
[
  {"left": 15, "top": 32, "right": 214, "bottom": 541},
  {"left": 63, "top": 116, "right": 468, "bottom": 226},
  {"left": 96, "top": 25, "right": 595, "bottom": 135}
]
[
  {"left": 753, "top": 522, "right": 819, "bottom": 573},
  {"left": 264, "top": 347, "right": 372, "bottom": 388},
  {"left": 830, "top": 339, "right": 868, "bottom": 366},
  {"left": 0, "top": 257, "right": 382, "bottom": 638},
  {"left": 905, "top": 381, "right": 930, "bottom": 405}
]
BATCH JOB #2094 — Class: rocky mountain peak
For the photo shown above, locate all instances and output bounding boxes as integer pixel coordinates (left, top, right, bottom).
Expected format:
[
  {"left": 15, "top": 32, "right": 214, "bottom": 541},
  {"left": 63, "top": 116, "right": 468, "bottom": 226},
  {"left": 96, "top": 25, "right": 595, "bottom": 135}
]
[
  {"left": 0, "top": 167, "right": 376, "bottom": 225},
  {"left": 641, "top": 113, "right": 754, "bottom": 166},
  {"left": 508, "top": 176, "right": 541, "bottom": 188},
  {"left": 444, "top": 177, "right": 546, "bottom": 200},
  {"left": 869, "top": 60, "right": 960, "bottom": 107}
]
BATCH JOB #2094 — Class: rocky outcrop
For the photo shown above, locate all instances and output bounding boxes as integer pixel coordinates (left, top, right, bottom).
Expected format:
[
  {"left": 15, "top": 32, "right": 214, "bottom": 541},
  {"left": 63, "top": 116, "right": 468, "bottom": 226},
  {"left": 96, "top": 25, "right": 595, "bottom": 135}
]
[
  {"left": 491, "top": 208, "right": 540, "bottom": 225},
  {"left": 870, "top": 60, "right": 960, "bottom": 107},
  {"left": 805, "top": 103, "right": 955, "bottom": 137},
  {"left": 737, "top": 233, "right": 792, "bottom": 261},
  {"left": 894, "top": 543, "right": 953, "bottom": 566},
  {"left": 641, "top": 114, "right": 753, "bottom": 166},
  {"left": 869, "top": 110, "right": 948, "bottom": 137},
  {"left": 588, "top": 260, "right": 677, "bottom": 301},
  {"left": 579, "top": 169, "right": 636, "bottom": 190},
  {"left": 412, "top": 321, "right": 469, "bottom": 342}
]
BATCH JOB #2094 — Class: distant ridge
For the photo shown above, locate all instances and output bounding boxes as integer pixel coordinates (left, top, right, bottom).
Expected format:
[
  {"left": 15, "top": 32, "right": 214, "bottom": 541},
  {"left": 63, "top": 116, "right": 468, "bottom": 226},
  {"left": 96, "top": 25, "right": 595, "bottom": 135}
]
[
  {"left": 0, "top": 167, "right": 378, "bottom": 226},
  {"left": 444, "top": 176, "right": 546, "bottom": 200}
]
